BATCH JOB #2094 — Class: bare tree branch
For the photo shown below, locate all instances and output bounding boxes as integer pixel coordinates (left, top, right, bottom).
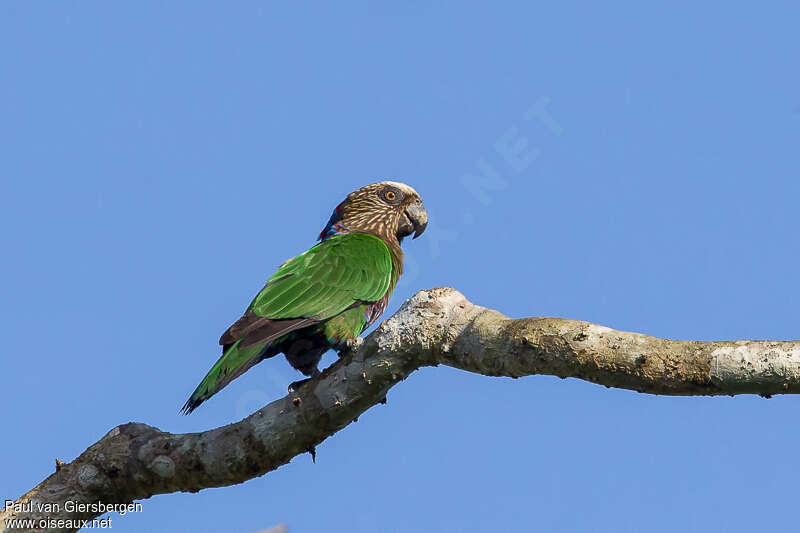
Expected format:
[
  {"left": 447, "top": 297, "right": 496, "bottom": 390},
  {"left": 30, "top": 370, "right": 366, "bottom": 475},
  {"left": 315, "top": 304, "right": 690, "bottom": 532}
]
[{"left": 4, "top": 287, "right": 799, "bottom": 532}]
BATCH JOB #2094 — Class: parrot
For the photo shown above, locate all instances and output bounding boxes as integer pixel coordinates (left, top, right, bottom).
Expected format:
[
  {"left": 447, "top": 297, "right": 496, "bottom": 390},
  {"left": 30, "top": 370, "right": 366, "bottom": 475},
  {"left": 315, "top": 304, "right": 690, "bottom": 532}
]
[{"left": 181, "top": 181, "right": 428, "bottom": 414}]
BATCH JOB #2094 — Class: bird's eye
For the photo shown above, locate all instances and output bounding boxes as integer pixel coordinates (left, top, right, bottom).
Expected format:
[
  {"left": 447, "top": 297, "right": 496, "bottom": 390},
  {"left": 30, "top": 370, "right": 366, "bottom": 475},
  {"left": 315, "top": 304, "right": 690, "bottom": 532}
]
[{"left": 382, "top": 187, "right": 403, "bottom": 204}]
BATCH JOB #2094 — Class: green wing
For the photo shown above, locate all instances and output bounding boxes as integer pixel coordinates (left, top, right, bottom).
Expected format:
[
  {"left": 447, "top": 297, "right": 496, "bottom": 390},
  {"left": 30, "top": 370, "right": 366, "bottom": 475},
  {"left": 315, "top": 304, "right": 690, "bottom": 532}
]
[
  {"left": 219, "top": 232, "right": 394, "bottom": 349},
  {"left": 250, "top": 232, "right": 393, "bottom": 321}
]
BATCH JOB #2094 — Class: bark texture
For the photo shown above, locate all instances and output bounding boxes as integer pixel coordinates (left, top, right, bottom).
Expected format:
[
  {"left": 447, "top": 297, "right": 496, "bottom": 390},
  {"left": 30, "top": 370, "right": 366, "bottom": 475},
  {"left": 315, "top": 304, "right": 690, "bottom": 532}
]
[{"left": 4, "top": 287, "right": 800, "bottom": 532}]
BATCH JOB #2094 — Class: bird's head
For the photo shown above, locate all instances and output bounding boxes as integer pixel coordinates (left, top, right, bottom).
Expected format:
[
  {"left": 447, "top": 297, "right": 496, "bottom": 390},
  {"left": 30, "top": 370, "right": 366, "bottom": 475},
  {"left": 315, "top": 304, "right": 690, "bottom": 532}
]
[{"left": 320, "top": 181, "right": 428, "bottom": 243}]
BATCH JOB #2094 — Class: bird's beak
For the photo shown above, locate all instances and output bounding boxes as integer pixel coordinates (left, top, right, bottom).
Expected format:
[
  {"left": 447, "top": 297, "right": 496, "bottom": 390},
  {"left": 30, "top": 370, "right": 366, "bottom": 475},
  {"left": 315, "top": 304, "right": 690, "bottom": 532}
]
[{"left": 405, "top": 202, "right": 428, "bottom": 239}]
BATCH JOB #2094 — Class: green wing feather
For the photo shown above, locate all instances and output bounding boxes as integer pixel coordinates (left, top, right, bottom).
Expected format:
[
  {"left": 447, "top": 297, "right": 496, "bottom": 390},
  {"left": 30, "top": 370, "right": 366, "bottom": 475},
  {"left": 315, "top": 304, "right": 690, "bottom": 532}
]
[
  {"left": 182, "top": 233, "right": 393, "bottom": 413},
  {"left": 250, "top": 232, "right": 393, "bottom": 320}
]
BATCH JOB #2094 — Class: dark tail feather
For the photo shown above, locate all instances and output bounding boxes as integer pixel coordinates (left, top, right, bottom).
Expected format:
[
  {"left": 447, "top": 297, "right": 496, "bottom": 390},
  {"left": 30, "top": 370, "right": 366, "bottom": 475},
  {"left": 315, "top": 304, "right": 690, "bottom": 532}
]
[
  {"left": 181, "top": 340, "right": 274, "bottom": 414},
  {"left": 184, "top": 316, "right": 319, "bottom": 414}
]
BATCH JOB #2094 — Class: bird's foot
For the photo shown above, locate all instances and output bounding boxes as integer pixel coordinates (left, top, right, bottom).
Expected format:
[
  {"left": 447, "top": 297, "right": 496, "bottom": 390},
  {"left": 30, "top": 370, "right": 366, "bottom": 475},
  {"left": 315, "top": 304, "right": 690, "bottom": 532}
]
[
  {"left": 287, "top": 378, "right": 311, "bottom": 392},
  {"left": 339, "top": 336, "right": 364, "bottom": 356},
  {"left": 288, "top": 369, "right": 320, "bottom": 392}
]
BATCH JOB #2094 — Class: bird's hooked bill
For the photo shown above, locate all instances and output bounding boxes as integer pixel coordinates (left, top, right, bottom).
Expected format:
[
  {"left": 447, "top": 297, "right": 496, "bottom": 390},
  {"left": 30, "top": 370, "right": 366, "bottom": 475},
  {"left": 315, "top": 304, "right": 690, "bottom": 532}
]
[{"left": 405, "top": 202, "right": 428, "bottom": 239}]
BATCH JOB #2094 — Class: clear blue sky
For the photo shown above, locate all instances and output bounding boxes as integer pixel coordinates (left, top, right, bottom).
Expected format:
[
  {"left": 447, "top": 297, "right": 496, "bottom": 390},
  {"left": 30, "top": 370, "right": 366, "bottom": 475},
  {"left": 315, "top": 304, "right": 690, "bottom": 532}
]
[{"left": 2, "top": 3, "right": 799, "bottom": 532}]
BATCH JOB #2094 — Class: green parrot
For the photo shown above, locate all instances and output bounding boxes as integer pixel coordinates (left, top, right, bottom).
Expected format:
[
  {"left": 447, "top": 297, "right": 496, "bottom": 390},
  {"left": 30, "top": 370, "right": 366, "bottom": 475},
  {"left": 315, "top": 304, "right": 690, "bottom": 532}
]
[{"left": 182, "top": 181, "right": 428, "bottom": 414}]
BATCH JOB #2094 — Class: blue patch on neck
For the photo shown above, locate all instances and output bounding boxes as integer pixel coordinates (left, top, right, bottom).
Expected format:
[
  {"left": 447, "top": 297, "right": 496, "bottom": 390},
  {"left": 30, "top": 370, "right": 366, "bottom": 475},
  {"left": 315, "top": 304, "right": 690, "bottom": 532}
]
[{"left": 319, "top": 209, "right": 349, "bottom": 240}]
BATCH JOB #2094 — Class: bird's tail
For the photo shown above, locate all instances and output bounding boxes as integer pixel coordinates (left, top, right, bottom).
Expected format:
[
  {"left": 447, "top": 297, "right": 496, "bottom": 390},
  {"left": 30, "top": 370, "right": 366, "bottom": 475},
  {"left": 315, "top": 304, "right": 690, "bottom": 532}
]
[{"left": 181, "top": 340, "right": 271, "bottom": 414}]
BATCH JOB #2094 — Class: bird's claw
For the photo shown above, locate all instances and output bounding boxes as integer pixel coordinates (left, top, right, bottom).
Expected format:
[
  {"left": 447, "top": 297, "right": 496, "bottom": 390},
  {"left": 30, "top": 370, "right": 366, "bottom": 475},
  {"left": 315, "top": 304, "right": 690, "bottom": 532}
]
[
  {"left": 288, "top": 367, "right": 321, "bottom": 392},
  {"left": 345, "top": 337, "right": 364, "bottom": 353},
  {"left": 288, "top": 377, "right": 312, "bottom": 392}
]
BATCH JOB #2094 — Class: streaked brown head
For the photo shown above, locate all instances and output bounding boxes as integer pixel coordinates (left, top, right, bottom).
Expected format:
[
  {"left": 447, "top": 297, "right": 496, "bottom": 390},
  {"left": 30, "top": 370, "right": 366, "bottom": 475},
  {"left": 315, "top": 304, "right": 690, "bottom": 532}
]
[{"left": 322, "top": 181, "right": 428, "bottom": 244}]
